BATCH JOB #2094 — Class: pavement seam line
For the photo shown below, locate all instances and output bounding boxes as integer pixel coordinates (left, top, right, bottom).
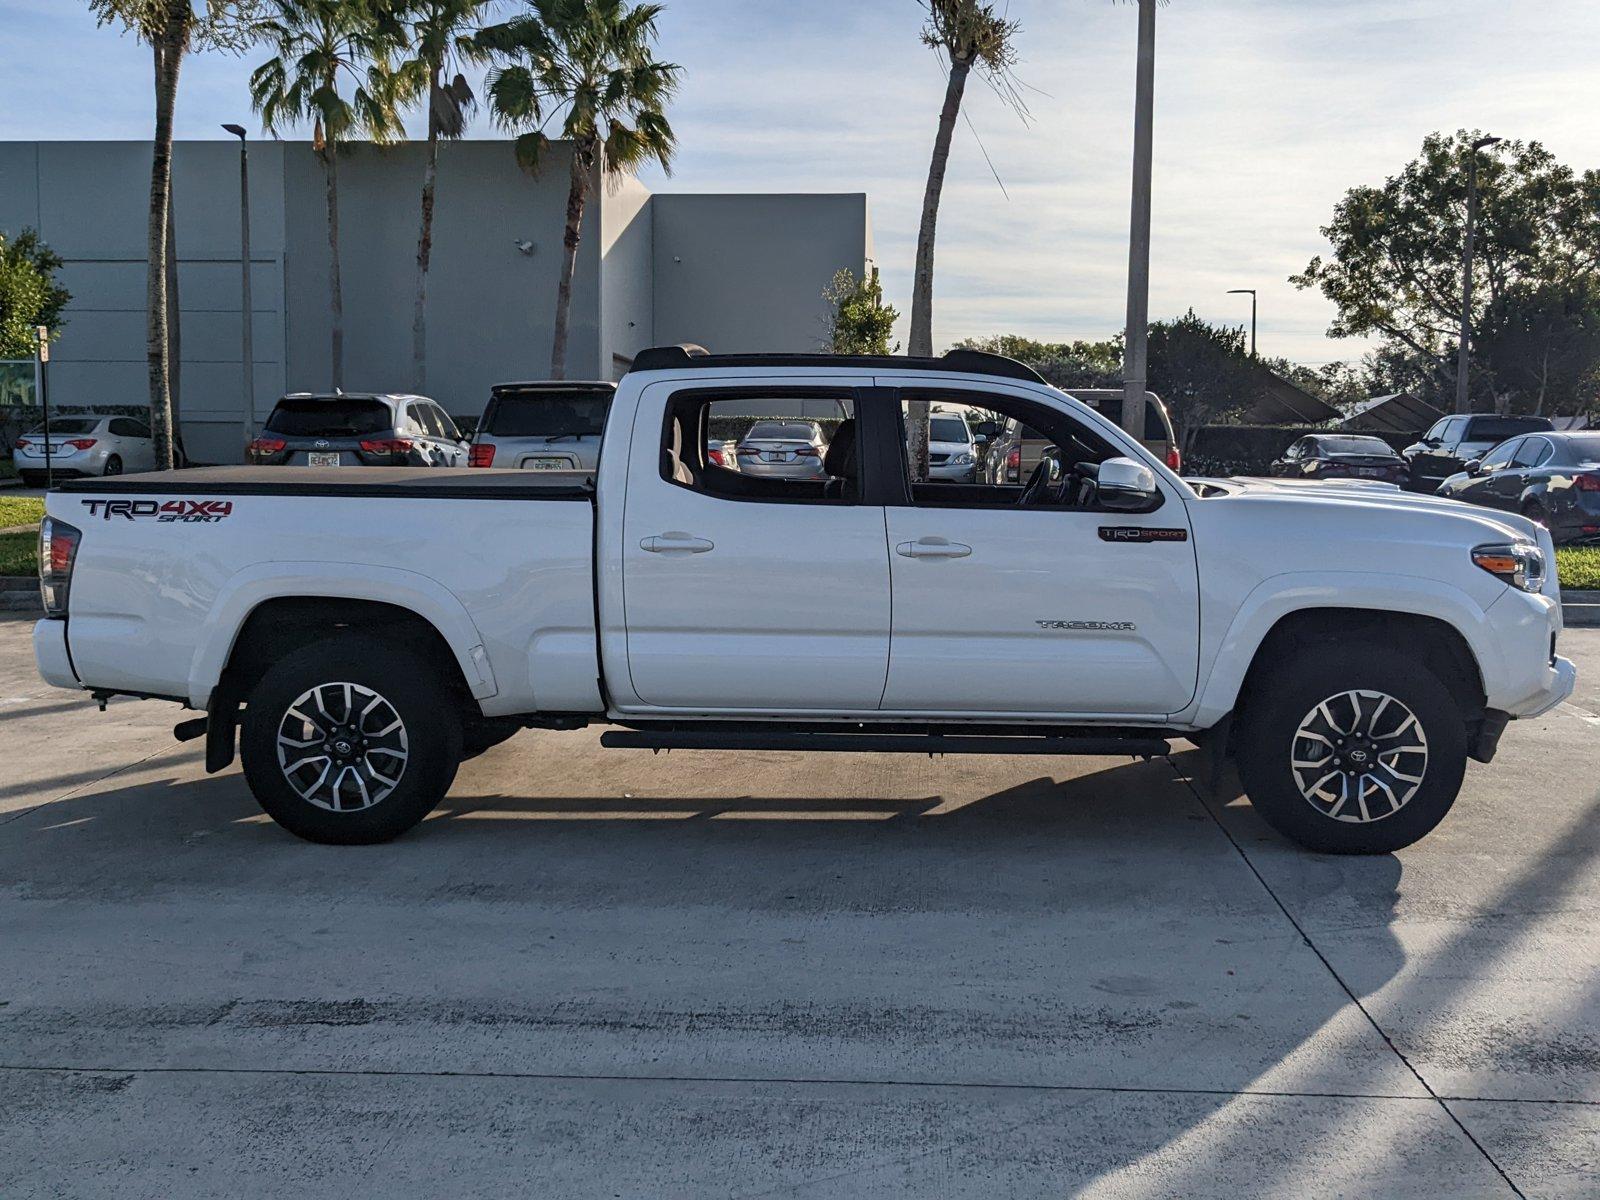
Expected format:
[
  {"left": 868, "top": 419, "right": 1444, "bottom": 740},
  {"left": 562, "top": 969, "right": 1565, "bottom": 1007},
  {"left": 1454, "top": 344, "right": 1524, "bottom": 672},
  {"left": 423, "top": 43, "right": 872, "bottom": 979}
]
[
  {"left": 1170, "top": 759, "right": 1529, "bottom": 1200},
  {"left": 0, "top": 1062, "right": 1489, "bottom": 1102},
  {"left": 0, "top": 742, "right": 182, "bottom": 827}
]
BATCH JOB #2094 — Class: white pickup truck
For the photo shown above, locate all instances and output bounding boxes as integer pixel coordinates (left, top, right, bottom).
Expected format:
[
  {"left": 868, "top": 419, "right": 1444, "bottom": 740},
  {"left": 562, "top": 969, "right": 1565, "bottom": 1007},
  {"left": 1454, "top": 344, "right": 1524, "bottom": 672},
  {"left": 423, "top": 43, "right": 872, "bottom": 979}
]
[{"left": 33, "top": 347, "right": 1575, "bottom": 853}]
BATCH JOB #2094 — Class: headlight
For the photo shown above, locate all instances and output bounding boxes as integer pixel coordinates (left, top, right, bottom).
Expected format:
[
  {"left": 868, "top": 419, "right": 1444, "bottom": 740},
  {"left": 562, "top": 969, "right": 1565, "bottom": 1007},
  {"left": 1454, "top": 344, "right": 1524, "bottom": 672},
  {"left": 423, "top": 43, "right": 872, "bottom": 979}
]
[
  {"left": 1472, "top": 542, "right": 1545, "bottom": 592},
  {"left": 950, "top": 452, "right": 973, "bottom": 465}
]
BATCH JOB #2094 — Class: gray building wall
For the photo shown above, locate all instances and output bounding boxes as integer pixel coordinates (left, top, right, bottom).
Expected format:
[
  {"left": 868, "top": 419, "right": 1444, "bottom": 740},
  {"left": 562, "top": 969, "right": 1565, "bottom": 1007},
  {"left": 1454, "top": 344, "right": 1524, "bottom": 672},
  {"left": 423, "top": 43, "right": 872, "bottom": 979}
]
[{"left": 0, "top": 140, "right": 870, "bottom": 464}]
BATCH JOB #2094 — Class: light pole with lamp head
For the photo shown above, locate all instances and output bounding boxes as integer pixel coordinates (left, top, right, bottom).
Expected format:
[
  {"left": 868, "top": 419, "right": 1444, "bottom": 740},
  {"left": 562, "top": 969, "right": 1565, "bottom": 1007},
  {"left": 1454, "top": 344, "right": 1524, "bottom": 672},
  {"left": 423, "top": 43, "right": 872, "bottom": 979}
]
[
  {"left": 1226, "top": 288, "right": 1257, "bottom": 357},
  {"left": 223, "top": 123, "right": 256, "bottom": 456},
  {"left": 1456, "top": 134, "right": 1502, "bottom": 414}
]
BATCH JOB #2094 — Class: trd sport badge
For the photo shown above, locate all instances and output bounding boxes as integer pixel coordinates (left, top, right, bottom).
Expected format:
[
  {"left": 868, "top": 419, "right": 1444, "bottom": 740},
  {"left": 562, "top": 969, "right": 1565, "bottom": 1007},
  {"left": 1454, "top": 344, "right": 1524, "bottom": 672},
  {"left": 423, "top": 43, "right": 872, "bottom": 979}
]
[{"left": 1099, "top": 526, "right": 1188, "bottom": 544}]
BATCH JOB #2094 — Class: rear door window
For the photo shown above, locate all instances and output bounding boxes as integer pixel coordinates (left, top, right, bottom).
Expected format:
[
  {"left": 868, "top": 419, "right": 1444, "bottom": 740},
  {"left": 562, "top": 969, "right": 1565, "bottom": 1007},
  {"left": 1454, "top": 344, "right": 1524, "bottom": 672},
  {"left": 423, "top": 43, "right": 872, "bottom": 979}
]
[
  {"left": 1513, "top": 437, "right": 1552, "bottom": 468},
  {"left": 265, "top": 398, "right": 392, "bottom": 437}
]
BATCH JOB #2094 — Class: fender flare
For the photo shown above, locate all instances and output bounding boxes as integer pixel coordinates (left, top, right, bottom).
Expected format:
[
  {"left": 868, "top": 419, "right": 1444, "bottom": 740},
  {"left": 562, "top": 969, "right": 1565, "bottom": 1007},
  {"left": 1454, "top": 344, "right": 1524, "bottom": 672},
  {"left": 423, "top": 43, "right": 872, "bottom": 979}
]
[
  {"left": 1184, "top": 571, "right": 1502, "bottom": 729},
  {"left": 186, "top": 561, "right": 498, "bottom": 709}
]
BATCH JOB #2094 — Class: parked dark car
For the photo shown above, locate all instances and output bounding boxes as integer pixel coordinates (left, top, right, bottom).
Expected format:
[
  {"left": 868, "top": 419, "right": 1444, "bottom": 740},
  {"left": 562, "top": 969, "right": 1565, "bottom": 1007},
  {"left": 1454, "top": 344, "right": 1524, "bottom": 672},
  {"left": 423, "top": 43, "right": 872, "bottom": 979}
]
[
  {"left": 248, "top": 393, "right": 468, "bottom": 467},
  {"left": 1436, "top": 431, "right": 1600, "bottom": 544},
  {"left": 1269, "top": 434, "right": 1407, "bottom": 484},
  {"left": 1402, "top": 414, "right": 1554, "bottom": 492},
  {"left": 468, "top": 381, "right": 616, "bottom": 470}
]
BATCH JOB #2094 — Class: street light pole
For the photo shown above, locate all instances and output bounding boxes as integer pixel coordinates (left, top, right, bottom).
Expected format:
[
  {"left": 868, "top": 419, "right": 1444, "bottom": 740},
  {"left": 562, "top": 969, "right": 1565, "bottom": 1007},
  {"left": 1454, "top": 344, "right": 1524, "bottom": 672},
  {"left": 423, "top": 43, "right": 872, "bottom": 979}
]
[
  {"left": 223, "top": 124, "right": 256, "bottom": 456},
  {"left": 1227, "top": 288, "right": 1257, "bottom": 357},
  {"left": 1456, "top": 135, "right": 1501, "bottom": 415},
  {"left": 1120, "top": 0, "right": 1157, "bottom": 437}
]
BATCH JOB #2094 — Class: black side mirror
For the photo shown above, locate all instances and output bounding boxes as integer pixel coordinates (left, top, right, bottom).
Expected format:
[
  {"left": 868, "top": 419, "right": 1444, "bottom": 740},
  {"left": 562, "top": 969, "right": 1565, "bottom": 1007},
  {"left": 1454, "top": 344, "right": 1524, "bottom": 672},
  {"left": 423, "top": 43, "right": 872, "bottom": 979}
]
[
  {"left": 975, "top": 421, "right": 1001, "bottom": 439},
  {"left": 1464, "top": 459, "right": 1482, "bottom": 476}
]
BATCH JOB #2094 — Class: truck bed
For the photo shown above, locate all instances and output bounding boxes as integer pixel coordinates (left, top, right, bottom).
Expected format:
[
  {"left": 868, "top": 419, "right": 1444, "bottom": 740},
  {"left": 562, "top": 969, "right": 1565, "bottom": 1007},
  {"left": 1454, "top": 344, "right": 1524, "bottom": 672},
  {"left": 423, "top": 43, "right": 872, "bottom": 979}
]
[{"left": 57, "top": 465, "right": 594, "bottom": 500}]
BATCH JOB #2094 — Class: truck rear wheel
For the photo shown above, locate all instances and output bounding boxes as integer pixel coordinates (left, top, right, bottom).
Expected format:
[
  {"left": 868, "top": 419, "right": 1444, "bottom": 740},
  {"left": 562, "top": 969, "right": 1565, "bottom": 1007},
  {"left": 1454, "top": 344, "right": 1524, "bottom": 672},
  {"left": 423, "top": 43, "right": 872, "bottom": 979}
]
[
  {"left": 239, "top": 635, "right": 462, "bottom": 844},
  {"left": 1236, "top": 643, "right": 1468, "bottom": 854}
]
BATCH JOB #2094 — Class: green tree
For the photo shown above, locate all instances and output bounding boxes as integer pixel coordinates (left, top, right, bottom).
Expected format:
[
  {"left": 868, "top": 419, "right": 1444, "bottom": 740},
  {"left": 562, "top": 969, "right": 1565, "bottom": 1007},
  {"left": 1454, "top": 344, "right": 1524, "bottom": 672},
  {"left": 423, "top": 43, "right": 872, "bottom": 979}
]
[
  {"left": 823, "top": 268, "right": 899, "bottom": 355},
  {"left": 1477, "top": 278, "right": 1600, "bottom": 415},
  {"left": 390, "top": 0, "right": 488, "bottom": 391},
  {"left": 251, "top": 0, "right": 408, "bottom": 389},
  {"left": 956, "top": 333, "right": 1123, "bottom": 390},
  {"left": 1146, "top": 310, "right": 1256, "bottom": 453},
  {"left": 0, "top": 230, "right": 71, "bottom": 357},
  {"left": 1293, "top": 131, "right": 1600, "bottom": 414},
  {"left": 88, "top": 1, "right": 259, "bottom": 468},
  {"left": 476, "top": 0, "right": 678, "bottom": 380}
]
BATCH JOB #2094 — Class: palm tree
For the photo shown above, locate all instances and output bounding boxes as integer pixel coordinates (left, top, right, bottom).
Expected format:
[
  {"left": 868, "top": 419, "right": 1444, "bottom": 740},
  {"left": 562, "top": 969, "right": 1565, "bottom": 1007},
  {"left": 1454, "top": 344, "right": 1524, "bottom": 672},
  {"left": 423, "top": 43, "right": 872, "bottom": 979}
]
[
  {"left": 391, "top": 0, "right": 488, "bottom": 392},
  {"left": 476, "top": 0, "right": 678, "bottom": 380},
  {"left": 250, "top": 0, "right": 407, "bottom": 389},
  {"left": 88, "top": 1, "right": 258, "bottom": 469}
]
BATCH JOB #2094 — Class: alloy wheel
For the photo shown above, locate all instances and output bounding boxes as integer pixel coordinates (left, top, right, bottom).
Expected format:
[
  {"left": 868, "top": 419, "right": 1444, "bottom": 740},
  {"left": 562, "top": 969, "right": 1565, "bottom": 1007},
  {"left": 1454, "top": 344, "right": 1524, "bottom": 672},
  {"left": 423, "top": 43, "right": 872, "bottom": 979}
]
[
  {"left": 275, "top": 681, "right": 409, "bottom": 812},
  {"left": 1290, "top": 689, "right": 1429, "bottom": 824}
]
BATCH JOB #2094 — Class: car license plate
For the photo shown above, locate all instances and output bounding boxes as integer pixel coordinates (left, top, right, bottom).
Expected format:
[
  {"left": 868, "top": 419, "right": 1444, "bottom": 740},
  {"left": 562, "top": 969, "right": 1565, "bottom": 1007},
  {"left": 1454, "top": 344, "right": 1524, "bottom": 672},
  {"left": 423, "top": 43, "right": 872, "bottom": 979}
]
[
  {"left": 528, "top": 459, "right": 565, "bottom": 470},
  {"left": 308, "top": 452, "right": 340, "bottom": 468},
  {"left": 1357, "top": 468, "right": 1383, "bottom": 477},
  {"left": 763, "top": 452, "right": 784, "bottom": 462}
]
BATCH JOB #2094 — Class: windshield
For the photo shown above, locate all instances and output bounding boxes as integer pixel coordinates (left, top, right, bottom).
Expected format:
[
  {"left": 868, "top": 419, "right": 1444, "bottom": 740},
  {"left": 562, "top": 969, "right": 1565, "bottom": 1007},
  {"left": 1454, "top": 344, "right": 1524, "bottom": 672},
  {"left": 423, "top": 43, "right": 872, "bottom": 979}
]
[
  {"left": 745, "top": 421, "right": 817, "bottom": 442},
  {"left": 485, "top": 390, "right": 610, "bottom": 438},
  {"left": 26, "top": 418, "right": 98, "bottom": 435},
  {"left": 265, "top": 397, "right": 391, "bottom": 437},
  {"left": 1467, "top": 417, "right": 1550, "bottom": 441},
  {"left": 929, "top": 417, "right": 969, "bottom": 443},
  {"left": 1317, "top": 437, "right": 1394, "bottom": 455}
]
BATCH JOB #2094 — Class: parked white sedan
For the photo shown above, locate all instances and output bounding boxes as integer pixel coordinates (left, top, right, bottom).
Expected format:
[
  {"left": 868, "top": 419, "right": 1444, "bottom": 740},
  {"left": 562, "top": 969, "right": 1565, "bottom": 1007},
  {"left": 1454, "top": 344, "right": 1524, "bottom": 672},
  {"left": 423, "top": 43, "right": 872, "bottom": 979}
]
[{"left": 14, "top": 416, "right": 157, "bottom": 486}]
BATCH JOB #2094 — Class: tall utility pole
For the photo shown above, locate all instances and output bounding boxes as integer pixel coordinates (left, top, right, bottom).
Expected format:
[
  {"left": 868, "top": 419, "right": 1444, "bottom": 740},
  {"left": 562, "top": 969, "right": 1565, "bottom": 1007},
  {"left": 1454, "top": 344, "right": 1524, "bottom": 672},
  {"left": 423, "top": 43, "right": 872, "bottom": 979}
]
[
  {"left": 223, "top": 124, "right": 256, "bottom": 455},
  {"left": 1121, "top": 0, "right": 1157, "bottom": 437},
  {"left": 1456, "top": 135, "right": 1501, "bottom": 415},
  {"left": 1227, "top": 288, "right": 1257, "bottom": 357}
]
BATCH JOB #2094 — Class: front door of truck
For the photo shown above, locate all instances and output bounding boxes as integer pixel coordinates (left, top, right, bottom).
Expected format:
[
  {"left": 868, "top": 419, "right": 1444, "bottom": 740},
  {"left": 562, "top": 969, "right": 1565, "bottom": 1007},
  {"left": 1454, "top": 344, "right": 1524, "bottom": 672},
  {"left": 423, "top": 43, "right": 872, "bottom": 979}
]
[
  {"left": 619, "top": 381, "right": 891, "bottom": 712},
  {"left": 879, "top": 385, "right": 1200, "bottom": 717}
]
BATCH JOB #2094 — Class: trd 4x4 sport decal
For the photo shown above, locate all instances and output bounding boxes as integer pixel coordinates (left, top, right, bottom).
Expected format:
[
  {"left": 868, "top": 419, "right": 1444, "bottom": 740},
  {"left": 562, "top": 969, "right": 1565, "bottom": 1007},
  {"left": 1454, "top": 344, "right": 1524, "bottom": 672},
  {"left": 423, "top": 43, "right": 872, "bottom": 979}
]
[
  {"left": 1099, "top": 526, "right": 1187, "bottom": 544},
  {"left": 81, "top": 499, "right": 234, "bottom": 523}
]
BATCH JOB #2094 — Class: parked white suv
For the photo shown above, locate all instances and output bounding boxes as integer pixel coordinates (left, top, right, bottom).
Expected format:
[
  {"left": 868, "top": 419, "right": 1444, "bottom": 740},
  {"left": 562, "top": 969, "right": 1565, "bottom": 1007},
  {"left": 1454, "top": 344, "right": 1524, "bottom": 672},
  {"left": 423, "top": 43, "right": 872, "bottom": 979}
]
[{"left": 33, "top": 347, "right": 1574, "bottom": 854}]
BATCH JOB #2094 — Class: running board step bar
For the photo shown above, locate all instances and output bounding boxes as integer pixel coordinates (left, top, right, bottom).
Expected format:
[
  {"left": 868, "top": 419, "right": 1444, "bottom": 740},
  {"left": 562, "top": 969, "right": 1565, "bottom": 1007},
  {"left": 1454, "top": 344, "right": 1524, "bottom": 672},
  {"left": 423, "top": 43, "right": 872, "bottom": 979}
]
[{"left": 600, "top": 730, "right": 1171, "bottom": 757}]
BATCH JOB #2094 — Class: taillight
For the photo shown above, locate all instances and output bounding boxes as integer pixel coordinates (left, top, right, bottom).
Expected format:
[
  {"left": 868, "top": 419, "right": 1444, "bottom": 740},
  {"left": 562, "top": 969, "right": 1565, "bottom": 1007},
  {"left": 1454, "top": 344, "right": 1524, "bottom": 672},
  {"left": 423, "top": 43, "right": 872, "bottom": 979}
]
[
  {"left": 248, "top": 437, "right": 286, "bottom": 457},
  {"left": 39, "top": 517, "right": 81, "bottom": 619},
  {"left": 793, "top": 446, "right": 820, "bottom": 458},
  {"left": 737, "top": 446, "right": 759, "bottom": 457},
  {"left": 66, "top": 439, "right": 97, "bottom": 451},
  {"left": 1166, "top": 447, "right": 1182, "bottom": 472},
  {"left": 14, "top": 438, "right": 29, "bottom": 448},
  {"left": 359, "top": 438, "right": 414, "bottom": 455},
  {"left": 707, "top": 449, "right": 726, "bottom": 467},
  {"left": 468, "top": 443, "right": 495, "bottom": 468},
  {"left": 1575, "top": 473, "right": 1600, "bottom": 492}
]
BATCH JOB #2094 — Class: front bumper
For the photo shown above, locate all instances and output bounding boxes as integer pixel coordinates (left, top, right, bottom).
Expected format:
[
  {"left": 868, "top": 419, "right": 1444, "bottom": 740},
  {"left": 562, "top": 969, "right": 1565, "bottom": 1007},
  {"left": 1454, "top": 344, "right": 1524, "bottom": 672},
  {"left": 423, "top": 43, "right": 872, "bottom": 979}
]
[
  {"left": 1510, "top": 654, "right": 1577, "bottom": 719},
  {"left": 33, "top": 618, "right": 79, "bottom": 690}
]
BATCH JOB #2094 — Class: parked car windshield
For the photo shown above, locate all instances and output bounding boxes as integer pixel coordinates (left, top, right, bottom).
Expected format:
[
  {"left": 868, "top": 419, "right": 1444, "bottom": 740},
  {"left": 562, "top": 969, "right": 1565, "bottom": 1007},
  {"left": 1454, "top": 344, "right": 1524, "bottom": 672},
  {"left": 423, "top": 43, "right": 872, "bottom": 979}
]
[
  {"left": 929, "top": 417, "right": 970, "bottom": 443},
  {"left": 1317, "top": 436, "right": 1394, "bottom": 455},
  {"left": 26, "top": 418, "right": 98, "bottom": 435},
  {"left": 1468, "top": 417, "right": 1550, "bottom": 441},
  {"left": 745, "top": 421, "right": 817, "bottom": 442},
  {"left": 265, "top": 397, "right": 391, "bottom": 437},
  {"left": 486, "top": 390, "right": 610, "bottom": 438}
]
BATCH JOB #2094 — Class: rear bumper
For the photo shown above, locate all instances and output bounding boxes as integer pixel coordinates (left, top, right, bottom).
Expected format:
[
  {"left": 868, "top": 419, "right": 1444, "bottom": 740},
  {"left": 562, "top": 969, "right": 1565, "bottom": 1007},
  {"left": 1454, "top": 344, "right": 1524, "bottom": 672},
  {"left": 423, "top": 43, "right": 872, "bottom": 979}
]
[{"left": 33, "top": 619, "right": 79, "bottom": 690}]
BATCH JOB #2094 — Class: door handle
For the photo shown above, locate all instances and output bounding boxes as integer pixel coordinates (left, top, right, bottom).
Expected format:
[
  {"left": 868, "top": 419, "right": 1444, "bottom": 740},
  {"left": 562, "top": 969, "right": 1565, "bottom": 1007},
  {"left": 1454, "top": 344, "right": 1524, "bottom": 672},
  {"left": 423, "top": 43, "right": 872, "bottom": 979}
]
[
  {"left": 896, "top": 538, "right": 972, "bottom": 559},
  {"left": 641, "top": 532, "right": 715, "bottom": 554}
]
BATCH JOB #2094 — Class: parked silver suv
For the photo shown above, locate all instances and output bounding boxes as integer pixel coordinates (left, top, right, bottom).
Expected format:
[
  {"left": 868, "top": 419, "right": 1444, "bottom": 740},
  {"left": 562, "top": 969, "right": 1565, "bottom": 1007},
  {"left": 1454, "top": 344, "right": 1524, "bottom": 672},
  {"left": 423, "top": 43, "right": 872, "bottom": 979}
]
[{"left": 469, "top": 382, "right": 616, "bottom": 472}]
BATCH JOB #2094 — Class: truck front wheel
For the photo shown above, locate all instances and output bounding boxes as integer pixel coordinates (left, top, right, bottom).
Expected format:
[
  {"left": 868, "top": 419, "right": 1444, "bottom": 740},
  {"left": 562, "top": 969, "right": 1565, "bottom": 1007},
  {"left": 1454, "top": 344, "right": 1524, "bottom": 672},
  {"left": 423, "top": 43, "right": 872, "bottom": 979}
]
[
  {"left": 239, "top": 635, "right": 462, "bottom": 844},
  {"left": 1236, "top": 644, "right": 1468, "bottom": 854}
]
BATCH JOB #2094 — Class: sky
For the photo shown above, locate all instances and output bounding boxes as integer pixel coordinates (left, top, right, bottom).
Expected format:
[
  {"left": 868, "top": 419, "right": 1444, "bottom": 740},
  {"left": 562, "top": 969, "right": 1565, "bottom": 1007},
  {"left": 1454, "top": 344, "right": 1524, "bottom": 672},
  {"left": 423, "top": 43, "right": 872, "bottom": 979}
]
[{"left": 4, "top": 0, "right": 1600, "bottom": 368}]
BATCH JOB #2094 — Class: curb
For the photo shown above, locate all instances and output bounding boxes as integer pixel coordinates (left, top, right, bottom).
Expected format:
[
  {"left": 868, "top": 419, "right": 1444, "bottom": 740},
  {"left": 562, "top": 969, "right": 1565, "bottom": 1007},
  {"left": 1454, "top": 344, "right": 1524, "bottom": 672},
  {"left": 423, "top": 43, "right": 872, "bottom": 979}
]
[
  {"left": 0, "top": 575, "right": 39, "bottom": 613},
  {"left": 1565, "top": 589, "right": 1600, "bottom": 629}
]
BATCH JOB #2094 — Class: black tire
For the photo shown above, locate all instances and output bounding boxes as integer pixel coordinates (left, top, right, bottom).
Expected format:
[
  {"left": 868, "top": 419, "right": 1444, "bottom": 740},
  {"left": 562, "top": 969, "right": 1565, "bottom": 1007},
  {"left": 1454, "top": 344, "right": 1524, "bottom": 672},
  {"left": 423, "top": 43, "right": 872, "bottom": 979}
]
[
  {"left": 239, "top": 634, "right": 462, "bottom": 844},
  {"left": 18, "top": 471, "right": 43, "bottom": 489},
  {"left": 102, "top": 455, "right": 122, "bottom": 477},
  {"left": 1236, "top": 642, "right": 1468, "bottom": 854}
]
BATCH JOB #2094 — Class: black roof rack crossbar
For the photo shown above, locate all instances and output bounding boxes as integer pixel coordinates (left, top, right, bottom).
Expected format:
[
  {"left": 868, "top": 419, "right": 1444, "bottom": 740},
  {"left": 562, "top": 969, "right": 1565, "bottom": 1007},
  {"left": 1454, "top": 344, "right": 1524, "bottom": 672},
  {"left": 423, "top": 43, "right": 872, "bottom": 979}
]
[{"left": 627, "top": 344, "right": 1045, "bottom": 385}]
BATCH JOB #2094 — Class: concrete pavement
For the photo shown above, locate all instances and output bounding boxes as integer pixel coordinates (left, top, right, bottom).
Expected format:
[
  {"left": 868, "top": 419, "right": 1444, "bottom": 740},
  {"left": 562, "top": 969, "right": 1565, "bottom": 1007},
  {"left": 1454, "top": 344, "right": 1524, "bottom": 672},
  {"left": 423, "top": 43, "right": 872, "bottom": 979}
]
[{"left": 1, "top": 614, "right": 1597, "bottom": 1197}]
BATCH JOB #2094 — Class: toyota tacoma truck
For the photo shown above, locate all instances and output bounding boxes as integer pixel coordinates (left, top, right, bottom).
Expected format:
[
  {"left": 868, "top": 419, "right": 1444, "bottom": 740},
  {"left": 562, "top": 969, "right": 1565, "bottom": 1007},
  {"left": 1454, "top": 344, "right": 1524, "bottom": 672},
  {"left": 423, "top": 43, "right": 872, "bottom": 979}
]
[{"left": 32, "top": 347, "right": 1576, "bottom": 853}]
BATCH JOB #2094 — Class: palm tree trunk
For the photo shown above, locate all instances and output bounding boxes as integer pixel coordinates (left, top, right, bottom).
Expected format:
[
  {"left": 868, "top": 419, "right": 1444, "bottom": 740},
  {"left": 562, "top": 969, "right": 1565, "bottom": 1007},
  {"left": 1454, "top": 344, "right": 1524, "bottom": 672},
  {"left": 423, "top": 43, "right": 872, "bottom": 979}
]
[
  {"left": 411, "top": 118, "right": 440, "bottom": 392},
  {"left": 146, "top": 32, "right": 184, "bottom": 471},
  {"left": 165, "top": 200, "right": 183, "bottom": 465},
  {"left": 550, "top": 145, "right": 588, "bottom": 381},
  {"left": 324, "top": 144, "right": 344, "bottom": 390},
  {"left": 906, "top": 56, "right": 971, "bottom": 483},
  {"left": 909, "top": 57, "right": 970, "bottom": 359}
]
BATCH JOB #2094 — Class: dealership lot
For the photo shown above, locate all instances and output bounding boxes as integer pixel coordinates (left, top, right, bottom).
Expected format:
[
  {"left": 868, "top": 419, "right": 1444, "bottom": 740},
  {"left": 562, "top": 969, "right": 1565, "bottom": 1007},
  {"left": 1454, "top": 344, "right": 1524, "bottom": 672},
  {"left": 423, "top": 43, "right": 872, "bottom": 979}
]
[{"left": 0, "top": 614, "right": 1596, "bottom": 1197}]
